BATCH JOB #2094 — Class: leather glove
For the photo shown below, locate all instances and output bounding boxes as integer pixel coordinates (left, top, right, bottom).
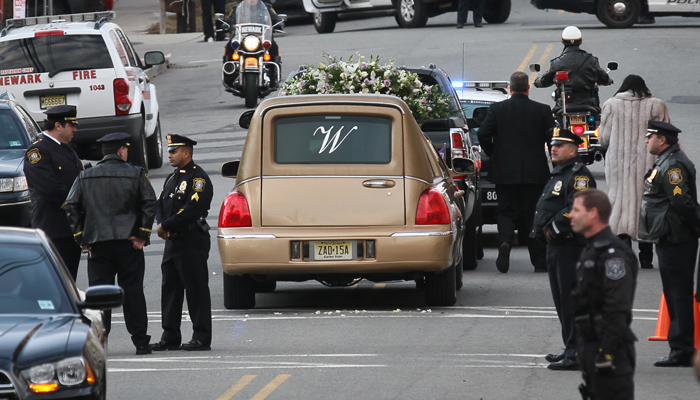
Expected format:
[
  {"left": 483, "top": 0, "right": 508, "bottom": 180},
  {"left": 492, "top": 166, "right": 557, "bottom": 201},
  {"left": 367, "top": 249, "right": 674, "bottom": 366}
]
[{"left": 594, "top": 349, "right": 614, "bottom": 370}]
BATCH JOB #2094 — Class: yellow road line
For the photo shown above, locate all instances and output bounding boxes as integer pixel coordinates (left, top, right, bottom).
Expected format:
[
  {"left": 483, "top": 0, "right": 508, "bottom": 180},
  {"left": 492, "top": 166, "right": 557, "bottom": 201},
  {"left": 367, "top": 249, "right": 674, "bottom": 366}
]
[
  {"left": 373, "top": 283, "right": 386, "bottom": 289},
  {"left": 250, "top": 374, "right": 291, "bottom": 400},
  {"left": 517, "top": 44, "right": 538, "bottom": 73},
  {"left": 215, "top": 375, "right": 256, "bottom": 400},
  {"left": 530, "top": 43, "right": 555, "bottom": 82}
]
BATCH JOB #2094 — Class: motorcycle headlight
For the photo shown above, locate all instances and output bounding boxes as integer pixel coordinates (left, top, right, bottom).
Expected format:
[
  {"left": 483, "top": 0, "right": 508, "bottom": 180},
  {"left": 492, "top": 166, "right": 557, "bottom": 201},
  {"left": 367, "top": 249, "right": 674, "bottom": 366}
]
[{"left": 243, "top": 36, "right": 260, "bottom": 52}]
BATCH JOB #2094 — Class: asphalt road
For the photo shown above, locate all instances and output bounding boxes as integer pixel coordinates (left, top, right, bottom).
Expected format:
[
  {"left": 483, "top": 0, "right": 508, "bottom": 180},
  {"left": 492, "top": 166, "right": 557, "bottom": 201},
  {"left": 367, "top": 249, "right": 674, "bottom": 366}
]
[{"left": 89, "top": 1, "right": 700, "bottom": 399}]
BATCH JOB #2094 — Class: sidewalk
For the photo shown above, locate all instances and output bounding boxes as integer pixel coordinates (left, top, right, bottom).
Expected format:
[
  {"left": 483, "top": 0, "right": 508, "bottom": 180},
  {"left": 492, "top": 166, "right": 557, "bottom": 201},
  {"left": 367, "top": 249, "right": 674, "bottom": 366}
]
[{"left": 112, "top": 0, "right": 204, "bottom": 46}]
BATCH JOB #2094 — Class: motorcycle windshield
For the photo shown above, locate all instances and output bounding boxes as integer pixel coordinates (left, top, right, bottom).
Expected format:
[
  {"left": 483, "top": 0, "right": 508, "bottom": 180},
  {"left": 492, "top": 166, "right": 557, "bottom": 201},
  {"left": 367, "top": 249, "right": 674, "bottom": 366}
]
[{"left": 236, "top": 0, "right": 271, "bottom": 26}]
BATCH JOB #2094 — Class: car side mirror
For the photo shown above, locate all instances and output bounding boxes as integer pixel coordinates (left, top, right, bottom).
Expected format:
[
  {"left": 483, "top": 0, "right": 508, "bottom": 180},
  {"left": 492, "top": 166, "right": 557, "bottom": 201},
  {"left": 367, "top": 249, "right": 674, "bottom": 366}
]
[
  {"left": 143, "top": 51, "right": 166, "bottom": 68},
  {"left": 451, "top": 157, "right": 475, "bottom": 175},
  {"left": 239, "top": 110, "right": 254, "bottom": 129},
  {"left": 221, "top": 160, "right": 240, "bottom": 178},
  {"left": 472, "top": 107, "right": 489, "bottom": 127},
  {"left": 277, "top": 14, "right": 287, "bottom": 22},
  {"left": 607, "top": 62, "right": 618, "bottom": 71},
  {"left": 215, "top": 12, "right": 225, "bottom": 21},
  {"left": 529, "top": 63, "right": 541, "bottom": 73},
  {"left": 78, "top": 285, "right": 124, "bottom": 310}
]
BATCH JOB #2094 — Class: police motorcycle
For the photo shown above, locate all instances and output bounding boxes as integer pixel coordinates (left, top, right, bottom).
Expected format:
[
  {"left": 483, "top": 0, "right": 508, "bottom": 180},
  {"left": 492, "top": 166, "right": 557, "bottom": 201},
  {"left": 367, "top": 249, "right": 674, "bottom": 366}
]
[
  {"left": 216, "top": 0, "right": 286, "bottom": 108},
  {"left": 529, "top": 62, "right": 617, "bottom": 165}
]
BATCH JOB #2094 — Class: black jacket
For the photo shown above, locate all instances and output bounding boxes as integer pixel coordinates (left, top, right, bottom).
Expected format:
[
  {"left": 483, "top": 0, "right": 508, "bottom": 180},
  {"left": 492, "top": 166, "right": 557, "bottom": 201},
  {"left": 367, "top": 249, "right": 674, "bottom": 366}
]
[
  {"left": 65, "top": 155, "right": 157, "bottom": 246},
  {"left": 638, "top": 144, "right": 700, "bottom": 243},
  {"left": 478, "top": 93, "right": 555, "bottom": 185},
  {"left": 23, "top": 134, "right": 83, "bottom": 239},
  {"left": 157, "top": 160, "right": 213, "bottom": 236}
]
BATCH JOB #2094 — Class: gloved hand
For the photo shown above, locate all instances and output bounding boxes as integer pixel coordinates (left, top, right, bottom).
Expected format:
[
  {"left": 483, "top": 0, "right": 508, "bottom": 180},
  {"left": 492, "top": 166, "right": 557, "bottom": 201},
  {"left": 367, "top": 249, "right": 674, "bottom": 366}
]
[{"left": 594, "top": 348, "right": 614, "bottom": 370}]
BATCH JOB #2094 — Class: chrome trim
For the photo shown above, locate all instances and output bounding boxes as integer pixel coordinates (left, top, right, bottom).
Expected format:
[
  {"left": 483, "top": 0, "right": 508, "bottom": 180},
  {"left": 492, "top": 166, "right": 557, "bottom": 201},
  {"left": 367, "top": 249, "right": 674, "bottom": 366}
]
[
  {"left": 233, "top": 176, "right": 261, "bottom": 190},
  {"left": 259, "top": 100, "right": 406, "bottom": 116},
  {"left": 391, "top": 231, "right": 454, "bottom": 237},
  {"left": 262, "top": 175, "right": 403, "bottom": 179},
  {"left": 405, "top": 176, "right": 431, "bottom": 185},
  {"left": 218, "top": 234, "right": 277, "bottom": 239},
  {"left": 0, "top": 199, "right": 30, "bottom": 207}
]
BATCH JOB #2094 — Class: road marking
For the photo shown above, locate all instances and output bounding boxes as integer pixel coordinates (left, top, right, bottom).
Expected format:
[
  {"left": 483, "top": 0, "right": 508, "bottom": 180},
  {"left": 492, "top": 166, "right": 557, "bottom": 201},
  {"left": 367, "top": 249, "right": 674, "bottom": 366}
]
[
  {"left": 517, "top": 44, "right": 538, "bottom": 73},
  {"left": 250, "top": 375, "right": 290, "bottom": 400},
  {"left": 189, "top": 59, "right": 222, "bottom": 64},
  {"left": 215, "top": 375, "right": 256, "bottom": 400},
  {"left": 530, "top": 43, "right": 555, "bottom": 82},
  {"left": 109, "top": 364, "right": 385, "bottom": 372}
]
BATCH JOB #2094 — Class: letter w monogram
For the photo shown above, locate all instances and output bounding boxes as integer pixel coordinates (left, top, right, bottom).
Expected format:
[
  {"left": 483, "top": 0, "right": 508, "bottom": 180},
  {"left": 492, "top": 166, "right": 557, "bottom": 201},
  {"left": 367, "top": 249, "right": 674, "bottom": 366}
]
[{"left": 313, "top": 125, "right": 358, "bottom": 154}]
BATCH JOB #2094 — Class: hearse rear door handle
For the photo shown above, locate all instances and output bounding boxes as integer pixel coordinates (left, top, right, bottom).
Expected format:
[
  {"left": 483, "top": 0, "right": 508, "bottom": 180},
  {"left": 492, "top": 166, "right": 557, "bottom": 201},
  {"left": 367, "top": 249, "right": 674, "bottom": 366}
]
[{"left": 363, "top": 180, "right": 396, "bottom": 188}]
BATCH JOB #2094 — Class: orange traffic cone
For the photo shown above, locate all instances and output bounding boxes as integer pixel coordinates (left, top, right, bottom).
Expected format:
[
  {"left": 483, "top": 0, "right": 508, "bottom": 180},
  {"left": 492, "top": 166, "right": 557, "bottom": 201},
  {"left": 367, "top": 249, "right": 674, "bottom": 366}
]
[
  {"left": 694, "top": 295, "right": 700, "bottom": 350},
  {"left": 648, "top": 293, "right": 670, "bottom": 341}
]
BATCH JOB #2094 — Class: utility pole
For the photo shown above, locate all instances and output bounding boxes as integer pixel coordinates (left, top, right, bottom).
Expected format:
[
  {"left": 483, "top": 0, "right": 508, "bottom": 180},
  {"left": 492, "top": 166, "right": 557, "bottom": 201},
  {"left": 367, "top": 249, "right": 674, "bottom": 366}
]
[{"left": 159, "top": 0, "right": 166, "bottom": 34}]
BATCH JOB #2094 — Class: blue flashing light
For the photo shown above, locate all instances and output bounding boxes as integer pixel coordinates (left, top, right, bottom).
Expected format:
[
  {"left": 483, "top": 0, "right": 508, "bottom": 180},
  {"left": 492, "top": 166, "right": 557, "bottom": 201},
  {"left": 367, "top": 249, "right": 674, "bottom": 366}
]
[
  {"left": 231, "top": 40, "right": 240, "bottom": 49},
  {"left": 588, "top": 116, "right": 595, "bottom": 122},
  {"left": 452, "top": 81, "right": 464, "bottom": 88}
]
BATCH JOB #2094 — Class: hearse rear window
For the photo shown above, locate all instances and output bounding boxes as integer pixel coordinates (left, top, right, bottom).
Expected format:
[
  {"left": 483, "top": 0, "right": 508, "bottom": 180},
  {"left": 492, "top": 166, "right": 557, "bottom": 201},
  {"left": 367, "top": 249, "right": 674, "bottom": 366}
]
[
  {"left": 0, "top": 35, "right": 113, "bottom": 74},
  {"left": 274, "top": 115, "right": 392, "bottom": 164}
]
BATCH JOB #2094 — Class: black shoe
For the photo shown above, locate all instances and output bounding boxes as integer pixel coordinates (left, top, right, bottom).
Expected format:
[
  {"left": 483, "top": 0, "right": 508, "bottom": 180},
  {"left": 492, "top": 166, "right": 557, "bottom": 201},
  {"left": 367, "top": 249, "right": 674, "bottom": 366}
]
[
  {"left": 640, "top": 261, "right": 653, "bottom": 269},
  {"left": 135, "top": 345, "right": 152, "bottom": 355},
  {"left": 456, "top": 23, "right": 464, "bottom": 29},
  {"left": 547, "top": 358, "right": 579, "bottom": 371},
  {"left": 474, "top": 22, "right": 483, "bottom": 27},
  {"left": 150, "top": 341, "right": 181, "bottom": 351},
  {"left": 534, "top": 267, "right": 548, "bottom": 273},
  {"left": 181, "top": 340, "right": 211, "bottom": 351},
  {"left": 496, "top": 242, "right": 511, "bottom": 273},
  {"left": 545, "top": 352, "right": 565, "bottom": 363},
  {"left": 653, "top": 356, "right": 693, "bottom": 367}
]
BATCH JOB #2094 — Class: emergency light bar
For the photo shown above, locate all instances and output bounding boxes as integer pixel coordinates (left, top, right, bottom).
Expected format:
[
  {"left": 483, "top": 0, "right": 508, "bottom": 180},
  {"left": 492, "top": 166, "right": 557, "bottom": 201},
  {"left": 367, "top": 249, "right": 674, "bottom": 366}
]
[
  {"left": 3, "top": 11, "right": 115, "bottom": 35},
  {"left": 452, "top": 81, "right": 509, "bottom": 94}
]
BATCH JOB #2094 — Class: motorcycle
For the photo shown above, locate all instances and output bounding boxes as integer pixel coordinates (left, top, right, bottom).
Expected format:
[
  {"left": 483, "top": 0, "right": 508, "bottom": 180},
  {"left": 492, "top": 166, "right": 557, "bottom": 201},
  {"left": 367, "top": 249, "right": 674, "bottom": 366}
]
[
  {"left": 530, "top": 61, "right": 618, "bottom": 165},
  {"left": 216, "top": 1, "right": 286, "bottom": 108}
]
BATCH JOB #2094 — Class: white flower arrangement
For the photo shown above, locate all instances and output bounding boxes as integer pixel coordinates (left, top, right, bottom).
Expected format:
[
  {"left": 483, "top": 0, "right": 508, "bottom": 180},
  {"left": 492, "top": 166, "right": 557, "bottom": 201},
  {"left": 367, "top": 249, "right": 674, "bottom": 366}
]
[{"left": 280, "top": 54, "right": 456, "bottom": 121}]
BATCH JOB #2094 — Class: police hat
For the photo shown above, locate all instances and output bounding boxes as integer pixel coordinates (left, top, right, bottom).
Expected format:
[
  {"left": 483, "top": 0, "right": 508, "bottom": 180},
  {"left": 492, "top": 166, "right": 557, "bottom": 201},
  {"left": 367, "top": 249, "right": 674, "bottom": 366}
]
[
  {"left": 646, "top": 120, "right": 681, "bottom": 138},
  {"left": 97, "top": 132, "right": 131, "bottom": 148},
  {"left": 43, "top": 105, "right": 79, "bottom": 125},
  {"left": 550, "top": 127, "right": 583, "bottom": 146},
  {"left": 167, "top": 134, "right": 197, "bottom": 151}
]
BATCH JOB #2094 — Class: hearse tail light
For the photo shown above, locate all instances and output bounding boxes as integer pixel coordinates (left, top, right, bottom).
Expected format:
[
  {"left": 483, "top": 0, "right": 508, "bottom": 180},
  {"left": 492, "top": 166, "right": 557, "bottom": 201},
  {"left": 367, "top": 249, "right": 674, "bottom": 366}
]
[
  {"left": 416, "top": 189, "right": 450, "bottom": 225},
  {"left": 113, "top": 78, "right": 132, "bottom": 115},
  {"left": 450, "top": 128, "right": 466, "bottom": 181},
  {"left": 219, "top": 191, "right": 252, "bottom": 227}
]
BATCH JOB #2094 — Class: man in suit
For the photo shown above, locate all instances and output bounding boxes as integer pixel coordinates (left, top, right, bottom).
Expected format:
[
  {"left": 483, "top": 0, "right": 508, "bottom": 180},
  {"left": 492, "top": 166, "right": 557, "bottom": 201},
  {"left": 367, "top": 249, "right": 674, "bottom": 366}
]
[
  {"left": 23, "top": 105, "right": 83, "bottom": 280},
  {"left": 478, "top": 71, "right": 556, "bottom": 273}
]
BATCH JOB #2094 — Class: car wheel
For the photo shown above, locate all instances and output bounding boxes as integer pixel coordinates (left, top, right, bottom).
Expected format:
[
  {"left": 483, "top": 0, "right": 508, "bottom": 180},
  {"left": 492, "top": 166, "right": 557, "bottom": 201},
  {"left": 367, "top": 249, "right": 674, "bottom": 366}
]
[
  {"left": 596, "top": 0, "right": 640, "bottom": 28},
  {"left": 483, "top": 0, "right": 511, "bottom": 23},
  {"left": 463, "top": 212, "right": 478, "bottom": 270},
  {"left": 476, "top": 225, "right": 484, "bottom": 260},
  {"left": 313, "top": 12, "right": 337, "bottom": 34},
  {"left": 223, "top": 273, "right": 256, "bottom": 309},
  {"left": 455, "top": 255, "right": 464, "bottom": 291},
  {"left": 254, "top": 279, "right": 277, "bottom": 293},
  {"left": 127, "top": 123, "right": 149, "bottom": 172},
  {"left": 243, "top": 72, "right": 258, "bottom": 109},
  {"left": 424, "top": 262, "right": 457, "bottom": 306},
  {"left": 395, "top": 0, "right": 429, "bottom": 28},
  {"left": 146, "top": 117, "right": 163, "bottom": 169}
]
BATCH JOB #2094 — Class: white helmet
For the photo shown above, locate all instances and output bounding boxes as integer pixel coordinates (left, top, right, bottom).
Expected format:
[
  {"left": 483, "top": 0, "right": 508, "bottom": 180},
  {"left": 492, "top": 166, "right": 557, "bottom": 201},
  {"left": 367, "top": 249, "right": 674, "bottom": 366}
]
[{"left": 561, "top": 26, "right": 582, "bottom": 45}]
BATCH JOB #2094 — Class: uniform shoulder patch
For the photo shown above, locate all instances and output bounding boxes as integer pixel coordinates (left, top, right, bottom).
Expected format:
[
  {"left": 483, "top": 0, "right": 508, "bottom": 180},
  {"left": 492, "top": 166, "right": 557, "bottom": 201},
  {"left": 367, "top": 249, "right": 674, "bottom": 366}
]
[
  {"left": 193, "top": 177, "right": 206, "bottom": 192},
  {"left": 574, "top": 176, "right": 590, "bottom": 191},
  {"left": 27, "top": 148, "right": 41, "bottom": 164},
  {"left": 605, "top": 258, "right": 626, "bottom": 280},
  {"left": 668, "top": 168, "right": 682, "bottom": 185}
]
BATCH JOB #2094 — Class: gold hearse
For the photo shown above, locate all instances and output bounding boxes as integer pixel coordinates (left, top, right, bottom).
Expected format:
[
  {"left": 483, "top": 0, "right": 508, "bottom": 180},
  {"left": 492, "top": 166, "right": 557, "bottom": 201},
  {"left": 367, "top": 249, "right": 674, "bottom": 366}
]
[{"left": 217, "top": 94, "right": 476, "bottom": 308}]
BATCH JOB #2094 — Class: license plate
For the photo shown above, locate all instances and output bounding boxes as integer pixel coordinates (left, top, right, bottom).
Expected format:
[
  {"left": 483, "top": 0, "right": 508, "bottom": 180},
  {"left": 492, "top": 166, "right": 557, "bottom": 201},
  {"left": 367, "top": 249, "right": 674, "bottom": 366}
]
[
  {"left": 244, "top": 58, "right": 258, "bottom": 68},
  {"left": 40, "top": 94, "right": 66, "bottom": 109},
  {"left": 310, "top": 241, "right": 355, "bottom": 261},
  {"left": 484, "top": 190, "right": 497, "bottom": 202}
]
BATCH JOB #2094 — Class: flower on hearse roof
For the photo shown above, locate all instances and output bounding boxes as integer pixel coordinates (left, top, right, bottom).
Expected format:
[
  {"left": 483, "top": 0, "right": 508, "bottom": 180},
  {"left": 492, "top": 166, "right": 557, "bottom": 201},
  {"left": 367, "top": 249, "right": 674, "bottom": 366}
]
[{"left": 279, "top": 54, "right": 457, "bottom": 121}]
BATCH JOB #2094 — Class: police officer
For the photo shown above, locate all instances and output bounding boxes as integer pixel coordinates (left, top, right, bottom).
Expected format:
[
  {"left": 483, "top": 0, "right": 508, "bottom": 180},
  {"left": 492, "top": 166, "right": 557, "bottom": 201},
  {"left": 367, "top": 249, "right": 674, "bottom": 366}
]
[
  {"left": 639, "top": 120, "right": 700, "bottom": 367},
  {"left": 533, "top": 26, "right": 613, "bottom": 113},
  {"left": 23, "top": 105, "right": 83, "bottom": 280},
  {"left": 570, "top": 189, "right": 638, "bottom": 400},
  {"left": 531, "top": 128, "right": 596, "bottom": 370},
  {"left": 65, "top": 132, "right": 157, "bottom": 355},
  {"left": 456, "top": 0, "right": 484, "bottom": 28},
  {"left": 151, "top": 134, "right": 213, "bottom": 351}
]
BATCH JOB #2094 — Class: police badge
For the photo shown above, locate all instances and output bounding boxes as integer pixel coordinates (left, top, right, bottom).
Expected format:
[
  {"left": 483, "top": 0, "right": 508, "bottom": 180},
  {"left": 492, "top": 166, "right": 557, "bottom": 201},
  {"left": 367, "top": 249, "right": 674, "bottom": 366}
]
[
  {"left": 605, "top": 258, "right": 626, "bottom": 280},
  {"left": 177, "top": 181, "right": 187, "bottom": 194}
]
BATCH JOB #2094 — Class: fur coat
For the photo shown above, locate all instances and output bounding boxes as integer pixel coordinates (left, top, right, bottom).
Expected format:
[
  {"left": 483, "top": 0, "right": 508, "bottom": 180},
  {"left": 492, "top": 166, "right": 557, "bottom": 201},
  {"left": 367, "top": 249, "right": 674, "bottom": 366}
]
[{"left": 599, "top": 91, "right": 670, "bottom": 239}]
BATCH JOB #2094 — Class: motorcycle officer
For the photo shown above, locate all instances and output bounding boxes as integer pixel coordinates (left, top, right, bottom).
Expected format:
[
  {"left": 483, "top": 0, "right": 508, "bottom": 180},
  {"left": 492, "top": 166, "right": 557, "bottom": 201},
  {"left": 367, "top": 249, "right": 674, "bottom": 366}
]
[{"left": 534, "top": 26, "right": 613, "bottom": 113}]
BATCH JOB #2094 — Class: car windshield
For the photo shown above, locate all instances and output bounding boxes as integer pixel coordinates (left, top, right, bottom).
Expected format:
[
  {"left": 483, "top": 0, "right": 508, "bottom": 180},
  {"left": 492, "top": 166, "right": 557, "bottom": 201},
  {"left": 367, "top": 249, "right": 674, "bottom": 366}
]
[
  {"left": 274, "top": 115, "right": 392, "bottom": 164},
  {"left": 0, "top": 244, "right": 73, "bottom": 314},
  {"left": 0, "top": 109, "right": 30, "bottom": 149},
  {"left": 236, "top": 0, "right": 271, "bottom": 26},
  {"left": 0, "top": 35, "right": 113, "bottom": 74},
  {"left": 460, "top": 99, "right": 493, "bottom": 118}
]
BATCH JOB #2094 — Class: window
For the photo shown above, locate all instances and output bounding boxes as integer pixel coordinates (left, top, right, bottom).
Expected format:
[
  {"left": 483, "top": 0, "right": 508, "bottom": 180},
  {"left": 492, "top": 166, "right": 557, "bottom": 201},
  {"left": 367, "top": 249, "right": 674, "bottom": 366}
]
[
  {"left": 274, "top": 115, "right": 392, "bottom": 164},
  {"left": 0, "top": 35, "right": 113, "bottom": 73},
  {"left": 0, "top": 110, "right": 30, "bottom": 149},
  {"left": 115, "top": 29, "right": 138, "bottom": 67},
  {"left": 109, "top": 30, "right": 129, "bottom": 67}
]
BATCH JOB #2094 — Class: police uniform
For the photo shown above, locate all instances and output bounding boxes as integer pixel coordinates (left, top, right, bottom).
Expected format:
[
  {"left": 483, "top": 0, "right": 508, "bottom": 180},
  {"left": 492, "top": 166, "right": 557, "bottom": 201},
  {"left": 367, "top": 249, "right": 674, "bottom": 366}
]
[
  {"left": 531, "top": 128, "right": 597, "bottom": 368},
  {"left": 573, "top": 226, "right": 638, "bottom": 400},
  {"left": 23, "top": 105, "right": 83, "bottom": 280},
  {"left": 153, "top": 134, "right": 213, "bottom": 351},
  {"left": 638, "top": 120, "right": 700, "bottom": 367}
]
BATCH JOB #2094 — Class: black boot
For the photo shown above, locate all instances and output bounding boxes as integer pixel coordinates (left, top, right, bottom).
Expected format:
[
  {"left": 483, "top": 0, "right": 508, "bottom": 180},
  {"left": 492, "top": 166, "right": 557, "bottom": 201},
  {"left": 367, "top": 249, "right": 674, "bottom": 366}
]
[{"left": 639, "top": 242, "right": 654, "bottom": 269}]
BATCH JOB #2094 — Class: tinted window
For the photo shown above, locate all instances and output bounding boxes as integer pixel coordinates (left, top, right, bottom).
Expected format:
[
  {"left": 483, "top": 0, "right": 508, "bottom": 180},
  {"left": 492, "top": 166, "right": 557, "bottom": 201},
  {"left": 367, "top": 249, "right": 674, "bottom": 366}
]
[
  {"left": 274, "top": 115, "right": 392, "bottom": 164},
  {"left": 0, "top": 35, "right": 113, "bottom": 74},
  {"left": 0, "top": 244, "right": 73, "bottom": 314},
  {"left": 0, "top": 109, "right": 31, "bottom": 149}
]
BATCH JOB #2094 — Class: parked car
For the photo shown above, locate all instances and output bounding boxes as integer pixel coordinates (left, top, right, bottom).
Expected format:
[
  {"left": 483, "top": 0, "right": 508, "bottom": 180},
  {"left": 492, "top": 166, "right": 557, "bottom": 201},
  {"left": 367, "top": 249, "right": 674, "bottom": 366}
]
[
  {"left": 0, "top": 99, "right": 41, "bottom": 227},
  {"left": 0, "top": 11, "right": 166, "bottom": 171},
  {"left": 0, "top": 227, "right": 123, "bottom": 400},
  {"left": 218, "top": 94, "right": 475, "bottom": 309}
]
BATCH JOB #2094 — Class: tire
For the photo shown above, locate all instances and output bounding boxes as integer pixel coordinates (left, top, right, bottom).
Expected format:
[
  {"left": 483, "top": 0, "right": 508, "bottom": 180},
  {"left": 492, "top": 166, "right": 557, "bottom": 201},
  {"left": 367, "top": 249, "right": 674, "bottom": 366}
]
[
  {"left": 483, "top": 0, "right": 510, "bottom": 24},
  {"left": 424, "top": 262, "right": 457, "bottom": 306},
  {"left": 127, "top": 123, "right": 149, "bottom": 172},
  {"left": 223, "top": 273, "right": 256, "bottom": 309},
  {"left": 455, "top": 256, "right": 464, "bottom": 291},
  {"left": 463, "top": 212, "right": 478, "bottom": 270},
  {"left": 313, "top": 12, "right": 337, "bottom": 34},
  {"left": 243, "top": 72, "right": 258, "bottom": 109},
  {"left": 596, "top": 0, "right": 640, "bottom": 28},
  {"left": 146, "top": 117, "right": 163, "bottom": 169},
  {"left": 395, "top": 0, "right": 429, "bottom": 28},
  {"left": 254, "top": 279, "right": 277, "bottom": 293},
  {"left": 476, "top": 225, "right": 484, "bottom": 260}
]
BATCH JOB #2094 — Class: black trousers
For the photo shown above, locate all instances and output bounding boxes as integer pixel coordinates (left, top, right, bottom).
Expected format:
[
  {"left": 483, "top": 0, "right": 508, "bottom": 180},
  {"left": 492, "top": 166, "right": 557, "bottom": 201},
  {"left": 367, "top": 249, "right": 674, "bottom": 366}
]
[
  {"left": 578, "top": 338, "right": 635, "bottom": 400},
  {"left": 496, "top": 184, "right": 546, "bottom": 269},
  {"left": 88, "top": 240, "right": 150, "bottom": 348},
  {"left": 160, "top": 231, "right": 212, "bottom": 345},
  {"left": 457, "top": 0, "right": 485, "bottom": 24},
  {"left": 201, "top": 0, "right": 226, "bottom": 41},
  {"left": 52, "top": 236, "right": 82, "bottom": 281},
  {"left": 547, "top": 240, "right": 584, "bottom": 359},
  {"left": 656, "top": 239, "right": 698, "bottom": 360}
]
